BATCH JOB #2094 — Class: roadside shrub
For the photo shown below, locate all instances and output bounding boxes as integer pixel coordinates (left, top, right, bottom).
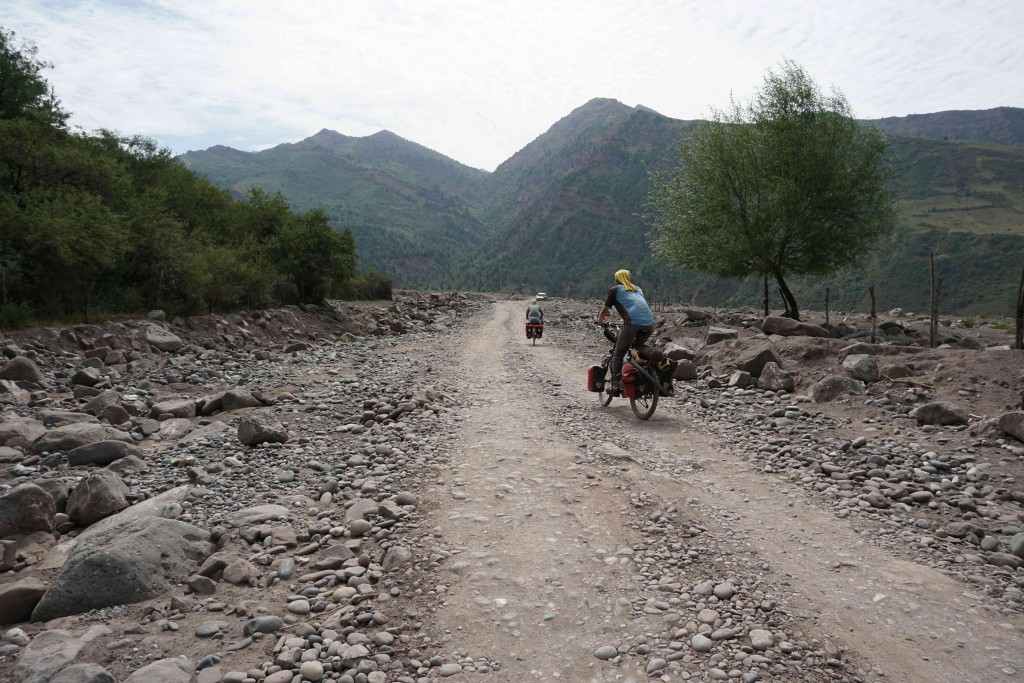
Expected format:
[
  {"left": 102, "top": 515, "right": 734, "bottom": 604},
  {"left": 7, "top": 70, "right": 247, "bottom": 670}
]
[
  {"left": 343, "top": 269, "right": 393, "bottom": 300},
  {"left": 1, "top": 301, "right": 33, "bottom": 330}
]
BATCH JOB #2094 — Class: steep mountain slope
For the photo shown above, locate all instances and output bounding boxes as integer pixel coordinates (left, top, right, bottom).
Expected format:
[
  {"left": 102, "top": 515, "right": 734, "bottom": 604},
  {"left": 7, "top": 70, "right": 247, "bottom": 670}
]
[
  {"left": 180, "top": 130, "right": 493, "bottom": 283},
  {"left": 868, "top": 107, "right": 1024, "bottom": 147},
  {"left": 456, "top": 101, "right": 1024, "bottom": 313},
  {"left": 453, "top": 99, "right": 698, "bottom": 297}
]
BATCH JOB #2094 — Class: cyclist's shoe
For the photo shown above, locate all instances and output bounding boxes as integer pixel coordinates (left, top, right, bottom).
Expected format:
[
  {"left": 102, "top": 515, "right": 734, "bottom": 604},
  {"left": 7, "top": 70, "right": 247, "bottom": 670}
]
[{"left": 606, "top": 378, "right": 621, "bottom": 395}]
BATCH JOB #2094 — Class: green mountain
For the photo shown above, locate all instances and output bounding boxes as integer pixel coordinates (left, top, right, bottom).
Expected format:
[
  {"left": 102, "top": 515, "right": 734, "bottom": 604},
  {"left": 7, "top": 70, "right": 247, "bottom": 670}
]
[
  {"left": 868, "top": 107, "right": 1024, "bottom": 147},
  {"left": 459, "top": 101, "right": 1024, "bottom": 314},
  {"left": 454, "top": 99, "right": 698, "bottom": 297},
  {"left": 180, "top": 129, "right": 493, "bottom": 283},
  {"left": 180, "top": 102, "right": 1024, "bottom": 315}
]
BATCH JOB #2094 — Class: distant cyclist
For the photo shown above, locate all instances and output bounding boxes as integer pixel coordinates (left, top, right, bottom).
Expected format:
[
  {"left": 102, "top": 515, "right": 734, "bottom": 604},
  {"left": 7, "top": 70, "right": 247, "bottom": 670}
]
[
  {"left": 597, "top": 269, "right": 654, "bottom": 393},
  {"left": 526, "top": 297, "right": 544, "bottom": 324}
]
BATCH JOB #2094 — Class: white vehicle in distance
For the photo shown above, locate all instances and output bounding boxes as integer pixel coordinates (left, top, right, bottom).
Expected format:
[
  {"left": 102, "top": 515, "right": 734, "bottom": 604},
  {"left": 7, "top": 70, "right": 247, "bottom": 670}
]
[{"left": 536, "top": 292, "right": 548, "bottom": 301}]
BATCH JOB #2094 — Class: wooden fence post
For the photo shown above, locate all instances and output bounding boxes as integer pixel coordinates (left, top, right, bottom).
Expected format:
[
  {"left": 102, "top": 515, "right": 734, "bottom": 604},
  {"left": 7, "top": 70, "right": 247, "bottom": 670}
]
[
  {"left": 930, "top": 253, "right": 943, "bottom": 348},
  {"left": 1015, "top": 262, "right": 1023, "bottom": 350},
  {"left": 869, "top": 286, "right": 876, "bottom": 344}
]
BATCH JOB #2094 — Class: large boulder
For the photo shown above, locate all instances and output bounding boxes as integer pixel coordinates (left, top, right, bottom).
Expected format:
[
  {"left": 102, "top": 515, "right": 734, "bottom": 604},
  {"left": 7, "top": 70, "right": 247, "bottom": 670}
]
[
  {"left": 65, "top": 469, "right": 130, "bottom": 526},
  {"left": 735, "top": 341, "right": 782, "bottom": 377},
  {"left": 238, "top": 411, "right": 289, "bottom": 446},
  {"left": 757, "top": 362, "right": 795, "bottom": 392},
  {"left": 997, "top": 411, "right": 1024, "bottom": 444},
  {"left": 13, "top": 626, "right": 111, "bottom": 683},
  {"left": 144, "top": 325, "right": 184, "bottom": 353},
  {"left": 0, "top": 415, "right": 46, "bottom": 445},
  {"left": 222, "top": 389, "right": 263, "bottom": 411},
  {"left": 913, "top": 402, "right": 969, "bottom": 426},
  {"left": 0, "top": 483, "right": 56, "bottom": 539},
  {"left": 177, "top": 420, "right": 234, "bottom": 445},
  {"left": 66, "top": 440, "right": 142, "bottom": 467},
  {"left": 673, "top": 360, "right": 698, "bottom": 381},
  {"left": 706, "top": 327, "right": 739, "bottom": 345},
  {"left": 225, "top": 504, "right": 290, "bottom": 527},
  {"left": 0, "top": 356, "right": 45, "bottom": 383},
  {"left": 83, "top": 389, "right": 121, "bottom": 416},
  {"left": 810, "top": 375, "right": 865, "bottom": 402},
  {"left": 31, "top": 517, "right": 214, "bottom": 621},
  {"left": 842, "top": 353, "right": 879, "bottom": 384},
  {"left": 39, "top": 410, "right": 100, "bottom": 427},
  {"left": 36, "top": 479, "right": 75, "bottom": 513},
  {"left": 149, "top": 398, "right": 196, "bottom": 420},
  {"left": 761, "top": 315, "right": 828, "bottom": 337},
  {"left": 879, "top": 363, "right": 916, "bottom": 379},
  {"left": 49, "top": 664, "right": 116, "bottom": 683},
  {"left": 0, "top": 576, "right": 48, "bottom": 624},
  {"left": 122, "top": 656, "right": 193, "bottom": 683},
  {"left": 33, "top": 423, "right": 107, "bottom": 454},
  {"left": 665, "top": 340, "right": 702, "bottom": 362},
  {"left": 154, "top": 418, "right": 193, "bottom": 441},
  {"left": 837, "top": 342, "right": 925, "bottom": 362}
]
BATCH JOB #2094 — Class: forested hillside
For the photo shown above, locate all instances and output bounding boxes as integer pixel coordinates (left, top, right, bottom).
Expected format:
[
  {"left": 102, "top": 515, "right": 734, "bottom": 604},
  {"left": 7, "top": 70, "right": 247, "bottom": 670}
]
[
  {"left": 0, "top": 29, "right": 386, "bottom": 328},
  {"left": 180, "top": 129, "right": 494, "bottom": 283}
]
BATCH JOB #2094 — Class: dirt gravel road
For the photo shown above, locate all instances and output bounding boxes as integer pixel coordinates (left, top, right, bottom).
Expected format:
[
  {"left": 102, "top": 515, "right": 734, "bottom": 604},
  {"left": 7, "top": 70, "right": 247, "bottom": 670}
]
[{"left": 424, "top": 300, "right": 1023, "bottom": 682}]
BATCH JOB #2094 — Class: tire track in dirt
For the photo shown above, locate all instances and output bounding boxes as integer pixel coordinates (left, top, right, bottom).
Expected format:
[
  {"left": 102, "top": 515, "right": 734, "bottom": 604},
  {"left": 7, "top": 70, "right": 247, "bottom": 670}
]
[
  {"left": 425, "top": 301, "right": 650, "bottom": 681},
  {"left": 515, "top": 301, "right": 1024, "bottom": 683}
]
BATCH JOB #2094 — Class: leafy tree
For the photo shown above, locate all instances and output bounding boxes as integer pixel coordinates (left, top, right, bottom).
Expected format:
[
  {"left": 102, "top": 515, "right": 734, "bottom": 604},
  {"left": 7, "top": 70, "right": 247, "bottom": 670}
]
[
  {"left": 194, "top": 245, "right": 246, "bottom": 314},
  {"left": 270, "top": 208, "right": 356, "bottom": 303},
  {"left": 120, "top": 189, "right": 197, "bottom": 311},
  {"left": 0, "top": 27, "right": 65, "bottom": 125},
  {"left": 647, "top": 60, "right": 897, "bottom": 320}
]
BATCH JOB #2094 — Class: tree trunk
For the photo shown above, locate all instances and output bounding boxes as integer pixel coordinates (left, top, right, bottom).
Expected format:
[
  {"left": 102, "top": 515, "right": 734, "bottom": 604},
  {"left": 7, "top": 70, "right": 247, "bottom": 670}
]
[
  {"left": 774, "top": 272, "right": 800, "bottom": 321},
  {"left": 762, "top": 275, "right": 769, "bottom": 318}
]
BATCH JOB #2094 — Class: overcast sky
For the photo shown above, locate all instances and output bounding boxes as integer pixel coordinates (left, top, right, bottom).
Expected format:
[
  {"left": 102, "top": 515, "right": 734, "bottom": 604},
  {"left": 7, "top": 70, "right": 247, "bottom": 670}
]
[{"left": 6, "top": 0, "right": 1023, "bottom": 170}]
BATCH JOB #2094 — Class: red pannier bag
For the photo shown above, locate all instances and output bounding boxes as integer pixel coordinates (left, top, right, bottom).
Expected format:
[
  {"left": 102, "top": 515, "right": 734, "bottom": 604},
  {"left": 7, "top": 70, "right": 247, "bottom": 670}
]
[
  {"left": 621, "top": 362, "right": 639, "bottom": 399},
  {"left": 587, "top": 365, "right": 606, "bottom": 392}
]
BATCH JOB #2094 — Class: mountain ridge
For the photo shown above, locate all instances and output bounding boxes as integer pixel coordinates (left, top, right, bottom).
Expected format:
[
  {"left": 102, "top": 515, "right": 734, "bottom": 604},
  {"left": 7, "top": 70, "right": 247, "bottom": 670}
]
[{"left": 179, "top": 101, "right": 1024, "bottom": 313}]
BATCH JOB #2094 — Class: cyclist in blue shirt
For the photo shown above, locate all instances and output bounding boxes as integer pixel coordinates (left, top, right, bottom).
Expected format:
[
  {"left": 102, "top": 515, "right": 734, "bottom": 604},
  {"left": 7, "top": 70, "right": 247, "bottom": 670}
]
[{"left": 597, "top": 269, "right": 655, "bottom": 393}]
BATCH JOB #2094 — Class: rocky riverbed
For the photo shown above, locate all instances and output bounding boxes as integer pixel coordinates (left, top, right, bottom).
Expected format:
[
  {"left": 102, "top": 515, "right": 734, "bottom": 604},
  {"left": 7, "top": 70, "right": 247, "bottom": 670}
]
[{"left": 0, "top": 293, "right": 1021, "bottom": 683}]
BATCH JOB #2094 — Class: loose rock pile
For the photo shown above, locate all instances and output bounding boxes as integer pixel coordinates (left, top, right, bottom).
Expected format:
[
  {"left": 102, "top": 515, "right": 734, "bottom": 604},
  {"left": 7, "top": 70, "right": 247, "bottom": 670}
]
[{"left": 0, "top": 292, "right": 492, "bottom": 682}]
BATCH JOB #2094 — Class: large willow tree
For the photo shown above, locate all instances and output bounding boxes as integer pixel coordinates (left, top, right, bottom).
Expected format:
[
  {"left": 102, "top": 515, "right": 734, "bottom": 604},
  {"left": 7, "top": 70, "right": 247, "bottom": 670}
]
[{"left": 647, "top": 60, "right": 897, "bottom": 320}]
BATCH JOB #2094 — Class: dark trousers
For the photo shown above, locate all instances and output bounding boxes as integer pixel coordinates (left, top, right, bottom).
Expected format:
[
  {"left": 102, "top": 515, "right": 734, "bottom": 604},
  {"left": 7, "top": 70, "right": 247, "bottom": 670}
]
[{"left": 612, "top": 324, "right": 653, "bottom": 380}]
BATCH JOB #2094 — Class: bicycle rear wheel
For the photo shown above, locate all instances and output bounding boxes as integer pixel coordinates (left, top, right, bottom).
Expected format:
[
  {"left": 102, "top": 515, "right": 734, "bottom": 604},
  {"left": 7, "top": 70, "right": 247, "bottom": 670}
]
[{"left": 630, "top": 388, "right": 658, "bottom": 420}]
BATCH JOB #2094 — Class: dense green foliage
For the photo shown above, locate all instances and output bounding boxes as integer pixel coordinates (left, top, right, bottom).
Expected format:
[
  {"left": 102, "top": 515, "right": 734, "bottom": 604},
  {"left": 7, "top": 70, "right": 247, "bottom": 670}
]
[
  {"left": 647, "top": 62, "right": 898, "bottom": 320},
  {"left": 0, "top": 29, "right": 385, "bottom": 328}
]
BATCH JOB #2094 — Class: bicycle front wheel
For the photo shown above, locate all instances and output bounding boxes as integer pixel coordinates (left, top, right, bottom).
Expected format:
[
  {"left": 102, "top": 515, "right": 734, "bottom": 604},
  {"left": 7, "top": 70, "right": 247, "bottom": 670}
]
[
  {"left": 630, "top": 389, "right": 658, "bottom": 420},
  {"left": 598, "top": 359, "right": 612, "bottom": 406}
]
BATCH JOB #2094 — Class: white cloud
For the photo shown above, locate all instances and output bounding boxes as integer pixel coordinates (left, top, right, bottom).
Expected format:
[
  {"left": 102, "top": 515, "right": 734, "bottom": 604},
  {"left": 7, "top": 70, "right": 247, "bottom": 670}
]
[{"left": 5, "top": 0, "right": 1023, "bottom": 170}]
